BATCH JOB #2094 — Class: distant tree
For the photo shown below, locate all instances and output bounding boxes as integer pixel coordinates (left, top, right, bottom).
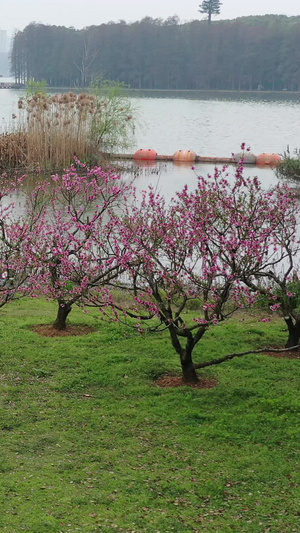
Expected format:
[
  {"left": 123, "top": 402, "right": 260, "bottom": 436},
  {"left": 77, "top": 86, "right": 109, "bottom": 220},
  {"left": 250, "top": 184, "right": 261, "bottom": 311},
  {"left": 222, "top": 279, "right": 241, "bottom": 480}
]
[
  {"left": 73, "top": 31, "right": 99, "bottom": 87},
  {"left": 199, "top": 0, "right": 222, "bottom": 23}
]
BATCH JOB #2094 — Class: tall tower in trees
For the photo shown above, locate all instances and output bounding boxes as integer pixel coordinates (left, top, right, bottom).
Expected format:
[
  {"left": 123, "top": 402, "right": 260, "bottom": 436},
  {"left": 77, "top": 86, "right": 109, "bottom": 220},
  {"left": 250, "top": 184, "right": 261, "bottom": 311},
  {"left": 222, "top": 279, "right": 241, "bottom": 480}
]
[{"left": 199, "top": 0, "right": 222, "bottom": 23}]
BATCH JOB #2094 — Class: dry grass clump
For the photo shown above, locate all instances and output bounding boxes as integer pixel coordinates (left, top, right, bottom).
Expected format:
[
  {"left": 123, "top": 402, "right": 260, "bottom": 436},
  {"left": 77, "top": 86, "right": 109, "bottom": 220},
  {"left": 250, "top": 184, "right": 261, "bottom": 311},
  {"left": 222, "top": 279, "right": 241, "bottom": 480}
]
[{"left": 0, "top": 89, "right": 134, "bottom": 170}]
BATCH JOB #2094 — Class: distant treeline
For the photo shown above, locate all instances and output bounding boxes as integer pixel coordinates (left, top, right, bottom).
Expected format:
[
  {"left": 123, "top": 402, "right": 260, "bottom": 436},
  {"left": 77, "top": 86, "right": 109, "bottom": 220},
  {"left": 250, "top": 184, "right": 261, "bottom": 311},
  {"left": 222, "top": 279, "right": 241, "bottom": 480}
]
[{"left": 10, "top": 15, "right": 300, "bottom": 91}]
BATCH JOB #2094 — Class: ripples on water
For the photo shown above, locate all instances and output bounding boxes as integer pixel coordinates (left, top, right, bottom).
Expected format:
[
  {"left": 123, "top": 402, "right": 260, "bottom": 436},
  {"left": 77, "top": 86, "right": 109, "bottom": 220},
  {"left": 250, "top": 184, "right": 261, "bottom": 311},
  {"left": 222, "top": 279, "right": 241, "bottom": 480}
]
[{"left": 131, "top": 91, "right": 300, "bottom": 159}]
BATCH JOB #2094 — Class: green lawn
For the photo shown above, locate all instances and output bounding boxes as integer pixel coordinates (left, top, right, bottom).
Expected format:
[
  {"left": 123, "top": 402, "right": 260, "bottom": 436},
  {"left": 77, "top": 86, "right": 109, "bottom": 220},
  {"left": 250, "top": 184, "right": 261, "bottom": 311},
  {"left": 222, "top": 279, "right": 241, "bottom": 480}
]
[{"left": 0, "top": 299, "right": 299, "bottom": 532}]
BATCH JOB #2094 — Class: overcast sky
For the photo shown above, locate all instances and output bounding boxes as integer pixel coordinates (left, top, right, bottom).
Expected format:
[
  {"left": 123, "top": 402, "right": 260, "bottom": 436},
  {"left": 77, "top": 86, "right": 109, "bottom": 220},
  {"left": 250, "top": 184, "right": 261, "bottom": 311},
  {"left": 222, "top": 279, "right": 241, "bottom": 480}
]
[{"left": 3, "top": 0, "right": 300, "bottom": 35}]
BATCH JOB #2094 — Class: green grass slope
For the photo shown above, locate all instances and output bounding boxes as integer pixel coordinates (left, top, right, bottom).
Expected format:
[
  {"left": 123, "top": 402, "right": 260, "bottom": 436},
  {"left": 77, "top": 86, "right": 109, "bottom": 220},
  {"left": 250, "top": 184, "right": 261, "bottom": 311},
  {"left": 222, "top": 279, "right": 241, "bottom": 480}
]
[{"left": 0, "top": 299, "right": 299, "bottom": 532}]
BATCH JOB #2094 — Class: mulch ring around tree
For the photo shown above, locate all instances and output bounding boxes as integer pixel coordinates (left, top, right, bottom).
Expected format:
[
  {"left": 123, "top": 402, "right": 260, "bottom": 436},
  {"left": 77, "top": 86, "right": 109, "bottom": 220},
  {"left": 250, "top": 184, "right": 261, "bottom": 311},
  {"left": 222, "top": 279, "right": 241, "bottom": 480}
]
[
  {"left": 264, "top": 347, "right": 300, "bottom": 360},
  {"left": 154, "top": 374, "right": 218, "bottom": 389},
  {"left": 32, "top": 324, "right": 96, "bottom": 337}
]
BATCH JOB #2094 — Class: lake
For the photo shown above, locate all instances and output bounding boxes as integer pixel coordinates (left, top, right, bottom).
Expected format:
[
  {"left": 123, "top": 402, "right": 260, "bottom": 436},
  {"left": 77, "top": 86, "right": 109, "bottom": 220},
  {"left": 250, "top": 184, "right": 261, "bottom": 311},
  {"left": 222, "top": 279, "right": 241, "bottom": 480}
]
[
  {"left": 131, "top": 89, "right": 300, "bottom": 157},
  {"left": 1, "top": 85, "right": 299, "bottom": 196},
  {"left": 129, "top": 89, "right": 300, "bottom": 196}
]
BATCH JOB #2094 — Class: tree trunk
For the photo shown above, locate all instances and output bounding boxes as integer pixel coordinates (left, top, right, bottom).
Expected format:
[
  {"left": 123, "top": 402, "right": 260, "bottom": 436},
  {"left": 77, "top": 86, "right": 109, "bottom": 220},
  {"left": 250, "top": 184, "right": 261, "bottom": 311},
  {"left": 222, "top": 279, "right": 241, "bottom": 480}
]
[
  {"left": 181, "top": 351, "right": 199, "bottom": 384},
  {"left": 167, "top": 323, "right": 199, "bottom": 383},
  {"left": 285, "top": 316, "right": 300, "bottom": 349},
  {"left": 53, "top": 301, "right": 72, "bottom": 330}
]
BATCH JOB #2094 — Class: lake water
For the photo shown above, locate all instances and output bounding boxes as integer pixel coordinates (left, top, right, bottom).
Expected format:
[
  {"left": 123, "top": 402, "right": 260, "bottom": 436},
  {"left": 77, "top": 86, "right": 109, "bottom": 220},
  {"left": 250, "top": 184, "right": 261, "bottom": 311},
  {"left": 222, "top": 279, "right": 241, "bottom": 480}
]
[
  {"left": 1, "top": 85, "right": 300, "bottom": 196},
  {"left": 130, "top": 89, "right": 300, "bottom": 196},
  {"left": 131, "top": 90, "right": 300, "bottom": 157}
]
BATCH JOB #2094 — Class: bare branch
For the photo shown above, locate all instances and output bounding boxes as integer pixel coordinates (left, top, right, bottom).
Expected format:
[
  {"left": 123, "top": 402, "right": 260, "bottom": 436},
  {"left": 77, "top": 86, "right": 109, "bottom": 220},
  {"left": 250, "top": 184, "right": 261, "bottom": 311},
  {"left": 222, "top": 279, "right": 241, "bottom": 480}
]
[{"left": 193, "top": 345, "right": 299, "bottom": 369}]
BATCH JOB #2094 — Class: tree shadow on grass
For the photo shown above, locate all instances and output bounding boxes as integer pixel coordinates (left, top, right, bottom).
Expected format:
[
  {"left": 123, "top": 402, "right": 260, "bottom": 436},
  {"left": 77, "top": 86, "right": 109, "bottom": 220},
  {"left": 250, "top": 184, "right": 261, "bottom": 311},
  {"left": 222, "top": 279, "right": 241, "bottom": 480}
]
[{"left": 32, "top": 324, "right": 96, "bottom": 337}]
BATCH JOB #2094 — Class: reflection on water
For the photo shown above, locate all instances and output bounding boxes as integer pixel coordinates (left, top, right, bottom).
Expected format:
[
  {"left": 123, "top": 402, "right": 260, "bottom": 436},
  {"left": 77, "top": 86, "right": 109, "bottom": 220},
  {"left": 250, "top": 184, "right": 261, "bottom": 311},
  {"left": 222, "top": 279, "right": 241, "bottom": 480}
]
[
  {"left": 122, "top": 160, "right": 280, "bottom": 201},
  {"left": 3, "top": 160, "right": 295, "bottom": 219}
]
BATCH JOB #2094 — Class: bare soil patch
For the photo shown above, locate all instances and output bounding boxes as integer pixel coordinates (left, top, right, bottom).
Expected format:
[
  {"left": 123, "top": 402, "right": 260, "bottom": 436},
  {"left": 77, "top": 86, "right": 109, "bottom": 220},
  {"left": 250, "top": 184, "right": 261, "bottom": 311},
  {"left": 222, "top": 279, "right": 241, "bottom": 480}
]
[
  {"left": 32, "top": 324, "right": 96, "bottom": 337},
  {"left": 154, "top": 374, "right": 218, "bottom": 389},
  {"left": 264, "top": 347, "right": 300, "bottom": 360}
]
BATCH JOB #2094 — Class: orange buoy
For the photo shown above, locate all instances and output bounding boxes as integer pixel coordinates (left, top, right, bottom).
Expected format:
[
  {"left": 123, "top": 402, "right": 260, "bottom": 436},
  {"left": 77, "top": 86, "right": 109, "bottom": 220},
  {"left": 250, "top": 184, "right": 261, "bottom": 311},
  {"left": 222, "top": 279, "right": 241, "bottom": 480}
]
[
  {"left": 256, "top": 153, "right": 281, "bottom": 166},
  {"left": 173, "top": 150, "right": 196, "bottom": 162},
  {"left": 134, "top": 149, "right": 157, "bottom": 161}
]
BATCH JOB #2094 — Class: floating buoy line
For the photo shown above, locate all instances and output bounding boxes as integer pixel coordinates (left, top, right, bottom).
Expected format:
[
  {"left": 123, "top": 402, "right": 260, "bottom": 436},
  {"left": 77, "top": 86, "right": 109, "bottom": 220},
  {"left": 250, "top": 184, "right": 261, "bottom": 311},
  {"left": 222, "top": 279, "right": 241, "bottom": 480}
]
[{"left": 112, "top": 149, "right": 282, "bottom": 166}]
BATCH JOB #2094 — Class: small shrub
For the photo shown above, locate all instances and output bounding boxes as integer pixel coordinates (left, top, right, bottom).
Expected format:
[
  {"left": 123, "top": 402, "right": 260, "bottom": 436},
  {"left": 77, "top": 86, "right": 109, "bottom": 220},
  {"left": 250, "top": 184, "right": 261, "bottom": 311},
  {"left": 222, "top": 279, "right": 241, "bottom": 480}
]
[
  {"left": 276, "top": 146, "right": 300, "bottom": 181},
  {"left": 185, "top": 298, "right": 203, "bottom": 310}
]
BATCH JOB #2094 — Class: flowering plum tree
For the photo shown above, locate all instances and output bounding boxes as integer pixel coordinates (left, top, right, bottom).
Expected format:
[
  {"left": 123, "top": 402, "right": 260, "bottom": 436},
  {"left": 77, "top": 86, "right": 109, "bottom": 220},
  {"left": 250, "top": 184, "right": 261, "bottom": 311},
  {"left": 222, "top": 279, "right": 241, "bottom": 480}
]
[
  {"left": 185, "top": 165, "right": 300, "bottom": 351},
  {"left": 239, "top": 221, "right": 300, "bottom": 348},
  {"left": 26, "top": 163, "right": 128, "bottom": 330},
  {"left": 102, "top": 162, "right": 299, "bottom": 383}
]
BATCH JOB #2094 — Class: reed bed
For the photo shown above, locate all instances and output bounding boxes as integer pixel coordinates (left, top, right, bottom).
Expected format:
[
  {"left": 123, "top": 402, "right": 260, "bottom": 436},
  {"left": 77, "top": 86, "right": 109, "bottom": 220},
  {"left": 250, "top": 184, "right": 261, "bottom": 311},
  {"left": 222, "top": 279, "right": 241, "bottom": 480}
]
[
  {"left": 0, "top": 131, "right": 28, "bottom": 169},
  {"left": 0, "top": 90, "right": 134, "bottom": 171}
]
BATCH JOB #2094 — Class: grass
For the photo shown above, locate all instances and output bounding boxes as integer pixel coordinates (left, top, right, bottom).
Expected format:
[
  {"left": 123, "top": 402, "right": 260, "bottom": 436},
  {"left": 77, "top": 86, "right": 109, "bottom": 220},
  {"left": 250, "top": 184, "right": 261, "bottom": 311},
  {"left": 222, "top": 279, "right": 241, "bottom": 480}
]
[{"left": 0, "top": 298, "right": 299, "bottom": 532}]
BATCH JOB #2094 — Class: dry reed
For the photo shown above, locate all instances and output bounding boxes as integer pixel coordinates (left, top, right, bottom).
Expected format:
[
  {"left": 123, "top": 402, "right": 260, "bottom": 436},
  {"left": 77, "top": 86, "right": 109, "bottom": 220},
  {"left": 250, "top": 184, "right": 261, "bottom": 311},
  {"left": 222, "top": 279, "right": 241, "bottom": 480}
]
[{"left": 0, "top": 91, "right": 127, "bottom": 171}]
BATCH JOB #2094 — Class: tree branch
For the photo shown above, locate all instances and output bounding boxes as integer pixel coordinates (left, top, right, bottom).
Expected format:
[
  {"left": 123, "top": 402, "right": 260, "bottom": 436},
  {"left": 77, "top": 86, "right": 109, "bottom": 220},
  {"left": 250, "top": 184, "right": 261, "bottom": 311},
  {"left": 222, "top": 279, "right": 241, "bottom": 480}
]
[{"left": 193, "top": 344, "right": 300, "bottom": 369}]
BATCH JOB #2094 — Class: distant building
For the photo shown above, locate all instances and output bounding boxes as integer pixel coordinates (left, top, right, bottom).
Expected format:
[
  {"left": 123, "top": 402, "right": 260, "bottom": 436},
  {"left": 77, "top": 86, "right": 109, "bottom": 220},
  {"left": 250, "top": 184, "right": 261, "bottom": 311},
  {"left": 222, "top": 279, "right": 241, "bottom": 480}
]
[
  {"left": 0, "top": 29, "right": 8, "bottom": 53},
  {"left": 0, "top": 29, "right": 10, "bottom": 75}
]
